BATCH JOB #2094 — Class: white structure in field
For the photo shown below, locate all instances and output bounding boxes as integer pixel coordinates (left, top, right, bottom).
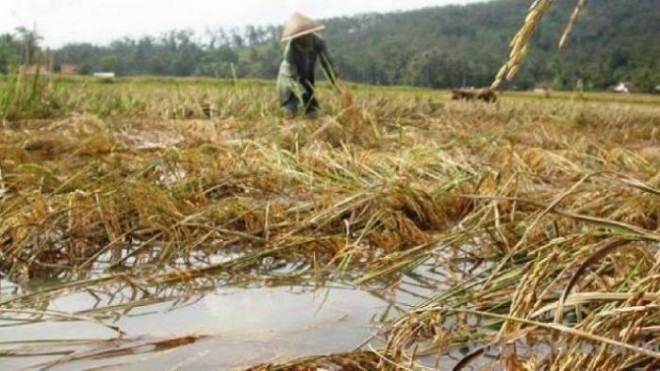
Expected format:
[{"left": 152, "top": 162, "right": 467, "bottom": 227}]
[
  {"left": 612, "top": 81, "right": 634, "bottom": 94},
  {"left": 93, "top": 72, "right": 116, "bottom": 79}
]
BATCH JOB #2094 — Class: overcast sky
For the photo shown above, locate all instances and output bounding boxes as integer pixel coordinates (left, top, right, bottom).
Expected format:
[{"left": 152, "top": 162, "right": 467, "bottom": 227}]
[{"left": 0, "top": 0, "right": 487, "bottom": 48}]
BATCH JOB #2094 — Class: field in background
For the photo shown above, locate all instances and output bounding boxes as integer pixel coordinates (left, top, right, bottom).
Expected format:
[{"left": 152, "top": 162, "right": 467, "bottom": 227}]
[{"left": 0, "top": 76, "right": 658, "bottom": 369}]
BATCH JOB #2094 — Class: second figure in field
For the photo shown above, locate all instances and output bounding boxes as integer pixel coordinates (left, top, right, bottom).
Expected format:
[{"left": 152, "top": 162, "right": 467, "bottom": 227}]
[{"left": 277, "top": 13, "right": 338, "bottom": 117}]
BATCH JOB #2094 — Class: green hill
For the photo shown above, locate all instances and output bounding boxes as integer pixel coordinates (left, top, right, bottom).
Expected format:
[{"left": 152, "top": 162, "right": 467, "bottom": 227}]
[
  {"left": 320, "top": 0, "right": 660, "bottom": 91},
  {"left": 49, "top": 0, "right": 660, "bottom": 91}
]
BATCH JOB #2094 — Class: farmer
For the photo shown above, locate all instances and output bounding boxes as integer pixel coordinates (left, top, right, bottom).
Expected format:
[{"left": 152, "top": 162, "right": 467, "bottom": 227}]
[{"left": 277, "top": 12, "right": 338, "bottom": 117}]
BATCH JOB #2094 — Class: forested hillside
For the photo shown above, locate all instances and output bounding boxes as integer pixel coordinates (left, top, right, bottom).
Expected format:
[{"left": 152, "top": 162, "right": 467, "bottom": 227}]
[
  {"left": 322, "top": 0, "right": 659, "bottom": 91},
  {"left": 3, "top": 0, "right": 659, "bottom": 91}
]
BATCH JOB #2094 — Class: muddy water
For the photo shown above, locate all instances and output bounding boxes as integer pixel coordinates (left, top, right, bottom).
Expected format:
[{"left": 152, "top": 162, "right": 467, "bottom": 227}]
[{"left": 0, "top": 273, "right": 438, "bottom": 370}]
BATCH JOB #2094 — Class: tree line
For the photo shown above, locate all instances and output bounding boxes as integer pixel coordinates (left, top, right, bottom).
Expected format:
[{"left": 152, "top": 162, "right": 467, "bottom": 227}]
[{"left": 1, "top": 0, "right": 658, "bottom": 92}]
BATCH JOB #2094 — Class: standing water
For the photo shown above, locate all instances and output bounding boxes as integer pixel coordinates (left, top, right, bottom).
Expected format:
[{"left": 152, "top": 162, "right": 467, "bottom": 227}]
[{"left": 0, "top": 271, "right": 440, "bottom": 370}]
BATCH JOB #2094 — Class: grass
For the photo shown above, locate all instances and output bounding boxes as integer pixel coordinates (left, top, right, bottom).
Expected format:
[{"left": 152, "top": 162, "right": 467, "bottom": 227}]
[{"left": 0, "top": 74, "right": 659, "bottom": 369}]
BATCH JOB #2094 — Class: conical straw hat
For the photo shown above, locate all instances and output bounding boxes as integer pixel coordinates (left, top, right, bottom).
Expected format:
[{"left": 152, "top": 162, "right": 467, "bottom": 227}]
[{"left": 281, "top": 12, "right": 325, "bottom": 42}]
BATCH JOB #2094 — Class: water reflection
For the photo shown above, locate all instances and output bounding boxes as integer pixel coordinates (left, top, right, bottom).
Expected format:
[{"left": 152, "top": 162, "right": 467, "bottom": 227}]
[
  {"left": 0, "top": 283, "right": 390, "bottom": 370},
  {"left": 0, "top": 257, "right": 465, "bottom": 370}
]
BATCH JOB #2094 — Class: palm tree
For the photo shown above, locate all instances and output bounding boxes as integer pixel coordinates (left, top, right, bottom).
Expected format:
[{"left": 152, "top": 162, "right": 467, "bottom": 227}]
[{"left": 15, "top": 26, "right": 43, "bottom": 65}]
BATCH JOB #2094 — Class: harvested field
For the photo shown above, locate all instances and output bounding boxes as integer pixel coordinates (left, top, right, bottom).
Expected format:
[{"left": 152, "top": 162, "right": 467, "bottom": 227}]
[{"left": 0, "top": 76, "right": 659, "bottom": 370}]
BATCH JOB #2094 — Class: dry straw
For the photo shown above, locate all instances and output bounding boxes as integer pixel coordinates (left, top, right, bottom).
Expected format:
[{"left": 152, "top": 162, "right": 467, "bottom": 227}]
[
  {"left": 0, "top": 55, "right": 659, "bottom": 368},
  {"left": 492, "top": 0, "right": 587, "bottom": 89}
]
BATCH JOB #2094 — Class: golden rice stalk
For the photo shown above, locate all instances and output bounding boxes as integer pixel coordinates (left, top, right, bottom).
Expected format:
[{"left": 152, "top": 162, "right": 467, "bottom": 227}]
[
  {"left": 492, "top": 0, "right": 586, "bottom": 89},
  {"left": 559, "top": 0, "right": 586, "bottom": 48},
  {"left": 336, "top": 80, "right": 368, "bottom": 144}
]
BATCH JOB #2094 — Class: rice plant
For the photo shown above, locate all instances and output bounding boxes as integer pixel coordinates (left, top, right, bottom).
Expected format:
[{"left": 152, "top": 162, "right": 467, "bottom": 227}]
[{"left": 0, "top": 77, "right": 658, "bottom": 369}]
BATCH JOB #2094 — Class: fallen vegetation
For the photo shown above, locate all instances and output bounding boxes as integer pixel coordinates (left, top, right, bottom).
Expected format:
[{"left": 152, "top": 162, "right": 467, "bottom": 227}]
[{"left": 0, "top": 74, "right": 658, "bottom": 369}]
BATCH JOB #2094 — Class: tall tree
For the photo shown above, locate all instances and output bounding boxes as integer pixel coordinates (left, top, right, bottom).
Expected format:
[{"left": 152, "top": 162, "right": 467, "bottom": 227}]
[
  {"left": 15, "top": 26, "right": 42, "bottom": 65},
  {"left": 0, "top": 34, "right": 20, "bottom": 73}
]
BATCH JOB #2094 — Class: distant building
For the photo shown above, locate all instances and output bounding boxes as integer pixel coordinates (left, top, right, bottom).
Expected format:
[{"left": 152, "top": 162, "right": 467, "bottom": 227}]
[
  {"left": 21, "top": 64, "right": 51, "bottom": 75},
  {"left": 533, "top": 82, "right": 552, "bottom": 95},
  {"left": 93, "top": 72, "right": 116, "bottom": 79},
  {"left": 611, "top": 81, "right": 635, "bottom": 94},
  {"left": 59, "top": 64, "right": 80, "bottom": 75},
  {"left": 21, "top": 53, "right": 55, "bottom": 75}
]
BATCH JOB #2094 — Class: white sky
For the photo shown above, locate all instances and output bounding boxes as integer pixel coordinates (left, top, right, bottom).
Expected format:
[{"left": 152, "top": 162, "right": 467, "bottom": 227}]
[{"left": 0, "top": 0, "right": 487, "bottom": 48}]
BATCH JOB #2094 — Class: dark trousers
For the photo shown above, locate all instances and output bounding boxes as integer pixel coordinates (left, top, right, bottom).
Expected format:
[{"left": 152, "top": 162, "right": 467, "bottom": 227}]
[{"left": 283, "top": 93, "right": 319, "bottom": 116}]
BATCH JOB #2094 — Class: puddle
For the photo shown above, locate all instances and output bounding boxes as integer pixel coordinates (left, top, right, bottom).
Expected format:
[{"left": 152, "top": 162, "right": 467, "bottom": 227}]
[
  {"left": 0, "top": 257, "right": 466, "bottom": 370},
  {"left": 0, "top": 283, "right": 393, "bottom": 370}
]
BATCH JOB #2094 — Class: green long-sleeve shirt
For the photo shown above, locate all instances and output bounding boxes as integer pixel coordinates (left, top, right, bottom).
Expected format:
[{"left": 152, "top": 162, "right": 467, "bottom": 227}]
[{"left": 276, "top": 34, "right": 337, "bottom": 105}]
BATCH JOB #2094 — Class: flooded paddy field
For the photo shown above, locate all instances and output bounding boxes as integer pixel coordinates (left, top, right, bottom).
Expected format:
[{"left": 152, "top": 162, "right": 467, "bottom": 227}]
[
  {"left": 0, "top": 279, "right": 385, "bottom": 369},
  {"left": 0, "top": 77, "right": 659, "bottom": 369}
]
